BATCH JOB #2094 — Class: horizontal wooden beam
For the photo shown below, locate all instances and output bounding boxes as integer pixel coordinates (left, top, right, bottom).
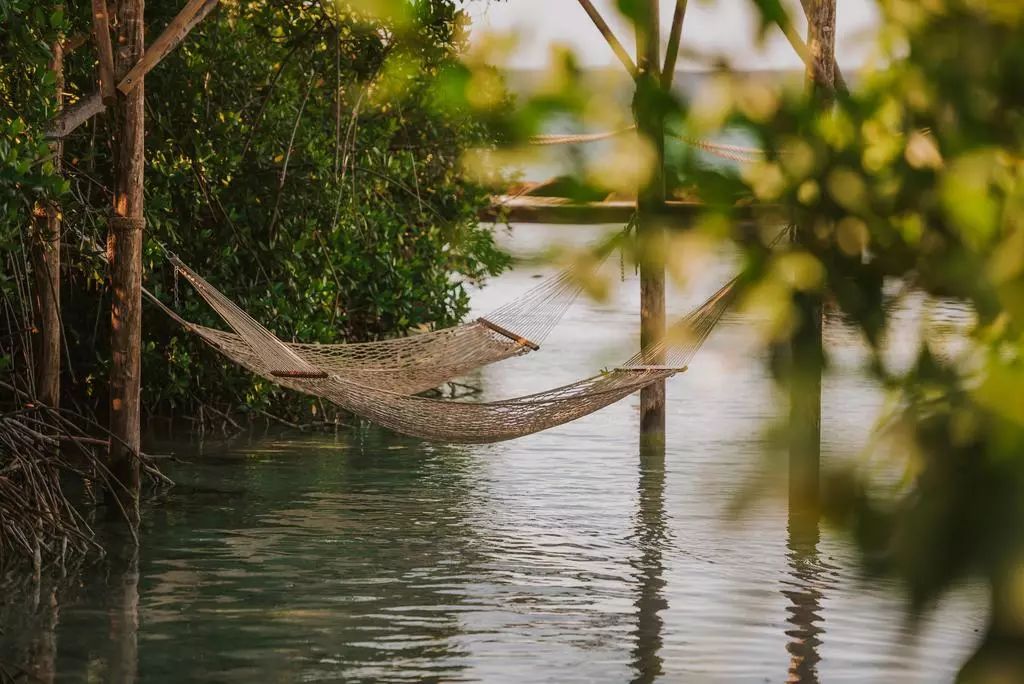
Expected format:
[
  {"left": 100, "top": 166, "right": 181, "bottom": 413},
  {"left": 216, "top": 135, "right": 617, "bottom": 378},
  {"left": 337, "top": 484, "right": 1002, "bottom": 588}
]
[
  {"left": 483, "top": 195, "right": 780, "bottom": 225},
  {"left": 118, "top": 0, "right": 219, "bottom": 95}
]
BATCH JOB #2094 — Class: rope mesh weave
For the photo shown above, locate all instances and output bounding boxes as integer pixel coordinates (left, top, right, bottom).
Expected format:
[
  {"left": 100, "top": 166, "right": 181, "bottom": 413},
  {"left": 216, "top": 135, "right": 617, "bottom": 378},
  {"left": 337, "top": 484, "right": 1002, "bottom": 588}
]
[
  {"left": 177, "top": 264, "right": 740, "bottom": 443},
  {"left": 168, "top": 224, "right": 630, "bottom": 395}
]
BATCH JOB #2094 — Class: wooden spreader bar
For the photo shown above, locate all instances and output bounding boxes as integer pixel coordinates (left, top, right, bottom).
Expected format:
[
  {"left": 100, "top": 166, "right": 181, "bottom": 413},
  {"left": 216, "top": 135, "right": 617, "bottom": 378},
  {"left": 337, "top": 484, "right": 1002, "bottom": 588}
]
[
  {"left": 615, "top": 365, "right": 688, "bottom": 373},
  {"left": 476, "top": 318, "right": 540, "bottom": 351},
  {"left": 271, "top": 369, "right": 328, "bottom": 379}
]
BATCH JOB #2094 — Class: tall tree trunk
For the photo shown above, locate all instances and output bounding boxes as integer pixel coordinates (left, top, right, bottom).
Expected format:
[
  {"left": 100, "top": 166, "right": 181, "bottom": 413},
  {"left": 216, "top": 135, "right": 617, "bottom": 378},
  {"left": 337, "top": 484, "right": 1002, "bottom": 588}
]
[
  {"left": 635, "top": 0, "right": 666, "bottom": 442},
  {"left": 789, "top": 0, "right": 834, "bottom": 528},
  {"left": 106, "top": 0, "right": 145, "bottom": 526},
  {"left": 31, "top": 27, "right": 63, "bottom": 412}
]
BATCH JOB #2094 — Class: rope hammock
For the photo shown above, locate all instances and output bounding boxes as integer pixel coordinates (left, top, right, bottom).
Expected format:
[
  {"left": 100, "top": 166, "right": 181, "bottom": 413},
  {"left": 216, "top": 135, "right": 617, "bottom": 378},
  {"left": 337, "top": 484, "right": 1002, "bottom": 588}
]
[
  {"left": 528, "top": 125, "right": 766, "bottom": 163},
  {"left": 167, "top": 261, "right": 739, "bottom": 443},
  {"left": 158, "top": 224, "right": 631, "bottom": 396}
]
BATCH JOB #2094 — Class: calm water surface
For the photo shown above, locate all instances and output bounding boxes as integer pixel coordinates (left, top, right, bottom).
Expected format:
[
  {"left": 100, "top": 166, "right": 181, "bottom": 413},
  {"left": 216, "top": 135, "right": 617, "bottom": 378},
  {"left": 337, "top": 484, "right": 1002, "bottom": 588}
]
[{"left": 1, "top": 225, "right": 985, "bottom": 682}]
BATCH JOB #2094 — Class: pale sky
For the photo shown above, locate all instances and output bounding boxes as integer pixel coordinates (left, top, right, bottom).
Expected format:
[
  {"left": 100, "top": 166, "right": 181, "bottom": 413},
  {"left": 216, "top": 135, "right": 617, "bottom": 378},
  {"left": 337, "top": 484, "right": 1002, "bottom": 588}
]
[{"left": 465, "top": 0, "right": 880, "bottom": 71}]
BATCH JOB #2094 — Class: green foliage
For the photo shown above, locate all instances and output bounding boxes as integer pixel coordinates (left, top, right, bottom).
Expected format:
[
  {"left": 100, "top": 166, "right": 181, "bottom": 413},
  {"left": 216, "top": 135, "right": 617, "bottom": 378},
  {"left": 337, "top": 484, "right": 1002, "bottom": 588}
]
[
  {"left": 484, "top": 0, "right": 1024, "bottom": 676},
  {"left": 52, "top": 0, "right": 508, "bottom": 417},
  {"left": 0, "top": 1, "right": 69, "bottom": 389}
]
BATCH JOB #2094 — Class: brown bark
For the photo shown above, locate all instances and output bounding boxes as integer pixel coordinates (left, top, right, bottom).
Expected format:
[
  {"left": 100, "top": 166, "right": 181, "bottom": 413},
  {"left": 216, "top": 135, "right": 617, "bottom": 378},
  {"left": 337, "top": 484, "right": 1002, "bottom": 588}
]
[
  {"left": 789, "top": 0, "right": 834, "bottom": 522},
  {"left": 636, "top": 0, "right": 666, "bottom": 442},
  {"left": 117, "top": 0, "right": 219, "bottom": 95},
  {"left": 47, "top": 0, "right": 218, "bottom": 140},
  {"left": 106, "top": 0, "right": 145, "bottom": 526},
  {"left": 91, "top": 0, "right": 117, "bottom": 104},
  {"left": 31, "top": 34, "right": 63, "bottom": 412}
]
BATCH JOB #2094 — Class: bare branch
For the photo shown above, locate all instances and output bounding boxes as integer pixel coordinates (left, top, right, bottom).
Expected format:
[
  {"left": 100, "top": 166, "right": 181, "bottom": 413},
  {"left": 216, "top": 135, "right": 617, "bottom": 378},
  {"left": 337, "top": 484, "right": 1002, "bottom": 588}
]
[
  {"left": 576, "top": 0, "right": 637, "bottom": 78},
  {"left": 661, "top": 0, "right": 688, "bottom": 89}
]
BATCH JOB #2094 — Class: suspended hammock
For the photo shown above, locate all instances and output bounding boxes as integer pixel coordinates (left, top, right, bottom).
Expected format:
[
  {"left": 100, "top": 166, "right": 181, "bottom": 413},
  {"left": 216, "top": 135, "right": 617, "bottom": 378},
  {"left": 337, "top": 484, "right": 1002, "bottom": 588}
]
[
  {"left": 160, "top": 224, "right": 628, "bottom": 396},
  {"left": 163, "top": 257, "right": 739, "bottom": 443}
]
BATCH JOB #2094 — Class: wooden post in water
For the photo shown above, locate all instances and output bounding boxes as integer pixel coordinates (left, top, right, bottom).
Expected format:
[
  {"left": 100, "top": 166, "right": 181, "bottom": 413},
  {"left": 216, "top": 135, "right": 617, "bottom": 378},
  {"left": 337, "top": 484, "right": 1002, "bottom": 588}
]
[
  {"left": 31, "top": 16, "right": 64, "bottom": 413},
  {"left": 106, "top": 0, "right": 145, "bottom": 525},
  {"left": 635, "top": 0, "right": 667, "bottom": 442},
  {"left": 789, "top": 0, "right": 835, "bottom": 525}
]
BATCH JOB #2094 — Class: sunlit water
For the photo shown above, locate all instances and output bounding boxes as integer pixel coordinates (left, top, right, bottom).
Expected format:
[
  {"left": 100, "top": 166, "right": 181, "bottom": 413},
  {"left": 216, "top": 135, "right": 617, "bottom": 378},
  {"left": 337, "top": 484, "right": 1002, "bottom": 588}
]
[{"left": 1, "top": 224, "right": 985, "bottom": 682}]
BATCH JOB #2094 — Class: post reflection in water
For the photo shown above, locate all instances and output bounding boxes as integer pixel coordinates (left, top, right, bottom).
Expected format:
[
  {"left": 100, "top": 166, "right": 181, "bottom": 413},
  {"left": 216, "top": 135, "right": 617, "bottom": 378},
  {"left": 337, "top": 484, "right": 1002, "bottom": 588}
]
[
  {"left": 105, "top": 537, "right": 141, "bottom": 684},
  {"left": 22, "top": 583, "right": 59, "bottom": 684},
  {"left": 630, "top": 438, "right": 669, "bottom": 684},
  {"left": 784, "top": 505, "right": 825, "bottom": 684}
]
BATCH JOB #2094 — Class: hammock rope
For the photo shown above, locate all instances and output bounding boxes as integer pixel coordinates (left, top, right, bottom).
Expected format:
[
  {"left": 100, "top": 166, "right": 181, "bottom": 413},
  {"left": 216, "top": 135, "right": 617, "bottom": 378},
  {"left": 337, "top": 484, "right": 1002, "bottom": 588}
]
[
  {"left": 164, "top": 221, "right": 633, "bottom": 395},
  {"left": 527, "top": 125, "right": 766, "bottom": 163},
  {"left": 158, "top": 227, "right": 789, "bottom": 442},
  {"left": 176, "top": 265, "right": 739, "bottom": 443}
]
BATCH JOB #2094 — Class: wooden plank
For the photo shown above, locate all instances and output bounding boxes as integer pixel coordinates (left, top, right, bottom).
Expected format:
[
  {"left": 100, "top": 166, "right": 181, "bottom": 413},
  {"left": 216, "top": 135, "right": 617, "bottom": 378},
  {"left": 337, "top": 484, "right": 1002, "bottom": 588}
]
[
  {"left": 576, "top": 0, "right": 637, "bottom": 78},
  {"left": 91, "top": 0, "right": 117, "bottom": 104},
  {"left": 482, "top": 195, "right": 771, "bottom": 225},
  {"left": 117, "top": 0, "right": 219, "bottom": 95},
  {"left": 270, "top": 370, "right": 329, "bottom": 379},
  {"left": 661, "top": 0, "right": 688, "bottom": 89},
  {"left": 476, "top": 318, "right": 540, "bottom": 351}
]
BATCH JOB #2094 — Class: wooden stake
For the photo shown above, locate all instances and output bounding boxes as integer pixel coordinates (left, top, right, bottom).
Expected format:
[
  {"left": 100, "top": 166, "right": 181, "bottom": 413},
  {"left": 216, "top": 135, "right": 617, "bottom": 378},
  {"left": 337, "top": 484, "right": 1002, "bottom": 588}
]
[
  {"left": 106, "top": 0, "right": 145, "bottom": 527},
  {"left": 576, "top": 0, "right": 637, "bottom": 78},
  {"left": 661, "top": 0, "right": 688, "bottom": 90},
  {"left": 789, "top": 0, "right": 833, "bottom": 526},
  {"left": 91, "top": 0, "right": 117, "bottom": 105},
  {"left": 31, "top": 25, "right": 64, "bottom": 413},
  {"left": 117, "top": 0, "right": 218, "bottom": 95},
  {"left": 635, "top": 0, "right": 666, "bottom": 441}
]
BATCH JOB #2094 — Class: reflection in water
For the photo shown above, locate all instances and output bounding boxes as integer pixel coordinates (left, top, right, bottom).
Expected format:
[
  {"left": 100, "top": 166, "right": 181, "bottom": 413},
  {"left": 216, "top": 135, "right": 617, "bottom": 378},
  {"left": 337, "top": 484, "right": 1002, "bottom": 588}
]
[
  {"left": 106, "top": 543, "right": 140, "bottom": 684},
  {"left": 784, "top": 507, "right": 825, "bottom": 684},
  {"left": 631, "top": 439, "right": 668, "bottom": 684},
  {"left": 27, "top": 586, "right": 58, "bottom": 684},
  {"left": 0, "top": 232, "right": 988, "bottom": 680}
]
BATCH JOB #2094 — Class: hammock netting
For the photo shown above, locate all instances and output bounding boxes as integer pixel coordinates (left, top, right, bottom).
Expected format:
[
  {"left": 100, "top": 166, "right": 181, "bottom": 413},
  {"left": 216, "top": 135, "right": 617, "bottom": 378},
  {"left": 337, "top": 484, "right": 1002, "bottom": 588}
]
[
  {"left": 166, "top": 251, "right": 739, "bottom": 443},
  {"left": 166, "top": 229, "right": 616, "bottom": 395}
]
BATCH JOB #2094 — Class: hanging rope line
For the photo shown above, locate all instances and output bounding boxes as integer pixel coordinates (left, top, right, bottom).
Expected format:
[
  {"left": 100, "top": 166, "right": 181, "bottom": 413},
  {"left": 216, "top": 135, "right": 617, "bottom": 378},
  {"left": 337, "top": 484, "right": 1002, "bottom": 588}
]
[{"left": 526, "top": 125, "right": 766, "bottom": 163}]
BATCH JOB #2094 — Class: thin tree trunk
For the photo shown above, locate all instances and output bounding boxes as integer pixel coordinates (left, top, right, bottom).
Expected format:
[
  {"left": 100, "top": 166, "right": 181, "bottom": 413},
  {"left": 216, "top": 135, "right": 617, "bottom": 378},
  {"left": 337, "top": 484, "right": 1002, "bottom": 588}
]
[
  {"left": 106, "top": 0, "right": 145, "bottom": 526},
  {"left": 789, "top": 0, "right": 834, "bottom": 528},
  {"left": 31, "top": 25, "right": 64, "bottom": 412},
  {"left": 636, "top": 0, "right": 666, "bottom": 442}
]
